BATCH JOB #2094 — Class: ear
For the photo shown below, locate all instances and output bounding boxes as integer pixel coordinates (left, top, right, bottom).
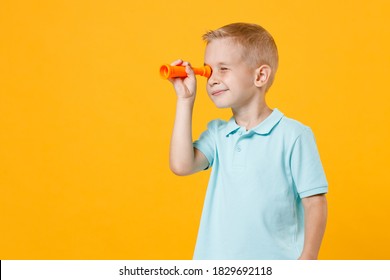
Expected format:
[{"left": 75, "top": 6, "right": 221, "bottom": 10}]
[{"left": 254, "top": 65, "right": 272, "bottom": 88}]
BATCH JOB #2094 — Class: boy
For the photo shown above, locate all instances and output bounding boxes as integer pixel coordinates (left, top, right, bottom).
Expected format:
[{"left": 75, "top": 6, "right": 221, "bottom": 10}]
[{"left": 168, "top": 23, "right": 328, "bottom": 260}]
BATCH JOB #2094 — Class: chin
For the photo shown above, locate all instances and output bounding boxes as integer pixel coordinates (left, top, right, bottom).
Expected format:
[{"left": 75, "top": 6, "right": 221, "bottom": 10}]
[
  {"left": 213, "top": 103, "right": 232, "bottom": 109},
  {"left": 210, "top": 97, "right": 231, "bottom": 109},
  {"left": 214, "top": 103, "right": 231, "bottom": 109}
]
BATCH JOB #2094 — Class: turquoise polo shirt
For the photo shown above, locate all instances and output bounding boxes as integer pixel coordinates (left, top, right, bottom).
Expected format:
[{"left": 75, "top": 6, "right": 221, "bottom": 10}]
[{"left": 192, "top": 109, "right": 328, "bottom": 260}]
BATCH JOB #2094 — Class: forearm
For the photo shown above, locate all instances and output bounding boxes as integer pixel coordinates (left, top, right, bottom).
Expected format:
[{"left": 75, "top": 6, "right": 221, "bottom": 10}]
[
  {"left": 299, "top": 194, "right": 328, "bottom": 260},
  {"left": 169, "top": 99, "right": 196, "bottom": 175}
]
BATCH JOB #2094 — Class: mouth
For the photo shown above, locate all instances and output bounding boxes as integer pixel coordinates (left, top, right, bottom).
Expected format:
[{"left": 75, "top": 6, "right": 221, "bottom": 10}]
[{"left": 211, "top": 89, "right": 227, "bottom": 96}]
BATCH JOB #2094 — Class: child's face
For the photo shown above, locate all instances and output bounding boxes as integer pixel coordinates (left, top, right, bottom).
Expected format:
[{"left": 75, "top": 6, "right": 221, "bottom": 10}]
[{"left": 204, "top": 38, "right": 259, "bottom": 110}]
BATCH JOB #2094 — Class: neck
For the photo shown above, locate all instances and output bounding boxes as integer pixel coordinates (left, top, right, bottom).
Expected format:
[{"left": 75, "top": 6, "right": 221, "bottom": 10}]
[{"left": 232, "top": 102, "right": 272, "bottom": 130}]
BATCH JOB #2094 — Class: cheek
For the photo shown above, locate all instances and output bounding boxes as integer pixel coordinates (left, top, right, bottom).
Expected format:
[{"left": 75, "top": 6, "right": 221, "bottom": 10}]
[
  {"left": 205, "top": 84, "right": 212, "bottom": 95},
  {"left": 226, "top": 77, "right": 243, "bottom": 92},
  {"left": 239, "top": 71, "right": 254, "bottom": 84},
  {"left": 237, "top": 76, "right": 255, "bottom": 91}
]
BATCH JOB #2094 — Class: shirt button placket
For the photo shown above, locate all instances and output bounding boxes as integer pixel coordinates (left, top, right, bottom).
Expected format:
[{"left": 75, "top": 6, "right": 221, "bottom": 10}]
[{"left": 233, "top": 130, "right": 246, "bottom": 168}]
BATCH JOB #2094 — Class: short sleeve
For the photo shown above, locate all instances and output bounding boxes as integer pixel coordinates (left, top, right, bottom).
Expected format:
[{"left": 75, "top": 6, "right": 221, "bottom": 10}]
[
  {"left": 291, "top": 127, "right": 328, "bottom": 198},
  {"left": 193, "top": 120, "right": 219, "bottom": 169}
]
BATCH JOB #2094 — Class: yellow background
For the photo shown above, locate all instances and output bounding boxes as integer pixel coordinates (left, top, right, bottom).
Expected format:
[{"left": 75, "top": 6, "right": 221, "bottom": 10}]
[{"left": 1, "top": 0, "right": 389, "bottom": 259}]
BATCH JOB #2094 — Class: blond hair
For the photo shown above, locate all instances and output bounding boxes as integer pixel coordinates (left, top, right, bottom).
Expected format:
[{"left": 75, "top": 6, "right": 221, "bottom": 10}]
[{"left": 203, "top": 23, "right": 279, "bottom": 91}]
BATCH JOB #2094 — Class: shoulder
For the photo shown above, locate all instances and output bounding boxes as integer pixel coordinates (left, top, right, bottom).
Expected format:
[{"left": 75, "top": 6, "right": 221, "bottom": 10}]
[
  {"left": 205, "top": 119, "right": 229, "bottom": 133},
  {"left": 278, "top": 115, "right": 314, "bottom": 139}
]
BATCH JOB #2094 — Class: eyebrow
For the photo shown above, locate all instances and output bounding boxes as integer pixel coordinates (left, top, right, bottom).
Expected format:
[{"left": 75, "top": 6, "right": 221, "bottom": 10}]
[{"left": 204, "top": 62, "right": 230, "bottom": 66}]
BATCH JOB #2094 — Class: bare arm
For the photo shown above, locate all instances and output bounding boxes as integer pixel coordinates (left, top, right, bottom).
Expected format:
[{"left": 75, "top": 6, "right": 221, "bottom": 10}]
[
  {"left": 299, "top": 194, "right": 328, "bottom": 260},
  {"left": 169, "top": 60, "right": 209, "bottom": 176}
]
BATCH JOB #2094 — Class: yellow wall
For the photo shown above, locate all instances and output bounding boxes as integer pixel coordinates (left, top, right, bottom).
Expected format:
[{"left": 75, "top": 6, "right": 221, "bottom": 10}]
[{"left": 1, "top": 0, "right": 389, "bottom": 259}]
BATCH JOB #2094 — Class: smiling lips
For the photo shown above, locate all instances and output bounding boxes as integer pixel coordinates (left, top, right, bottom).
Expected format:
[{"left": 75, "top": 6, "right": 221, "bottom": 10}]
[{"left": 211, "top": 89, "right": 227, "bottom": 96}]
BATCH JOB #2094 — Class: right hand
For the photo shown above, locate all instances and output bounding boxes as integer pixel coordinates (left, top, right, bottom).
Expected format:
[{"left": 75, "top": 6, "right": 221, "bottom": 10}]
[{"left": 168, "top": 59, "right": 197, "bottom": 101}]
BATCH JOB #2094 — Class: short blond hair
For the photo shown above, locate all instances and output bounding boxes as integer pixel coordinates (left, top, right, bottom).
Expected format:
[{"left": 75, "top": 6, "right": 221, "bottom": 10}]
[{"left": 203, "top": 23, "right": 279, "bottom": 91}]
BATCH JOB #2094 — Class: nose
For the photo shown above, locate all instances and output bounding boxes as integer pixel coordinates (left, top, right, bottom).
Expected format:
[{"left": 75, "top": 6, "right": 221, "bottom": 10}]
[{"left": 207, "top": 69, "right": 220, "bottom": 87}]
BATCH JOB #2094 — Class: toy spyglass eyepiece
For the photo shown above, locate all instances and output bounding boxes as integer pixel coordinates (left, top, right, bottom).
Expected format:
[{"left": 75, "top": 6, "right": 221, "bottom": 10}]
[{"left": 160, "top": 64, "right": 212, "bottom": 79}]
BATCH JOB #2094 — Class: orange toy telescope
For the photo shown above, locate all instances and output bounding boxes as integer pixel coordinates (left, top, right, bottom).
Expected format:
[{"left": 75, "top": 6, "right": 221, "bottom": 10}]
[{"left": 160, "top": 64, "right": 212, "bottom": 79}]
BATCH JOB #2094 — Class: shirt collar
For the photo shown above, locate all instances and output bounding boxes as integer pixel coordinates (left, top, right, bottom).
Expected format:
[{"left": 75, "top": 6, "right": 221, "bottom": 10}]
[{"left": 225, "top": 108, "right": 284, "bottom": 137}]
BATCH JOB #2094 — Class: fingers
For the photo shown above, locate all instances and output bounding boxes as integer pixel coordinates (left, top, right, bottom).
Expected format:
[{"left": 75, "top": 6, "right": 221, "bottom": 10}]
[
  {"left": 170, "top": 59, "right": 194, "bottom": 72},
  {"left": 168, "top": 59, "right": 195, "bottom": 81},
  {"left": 179, "top": 61, "right": 195, "bottom": 77},
  {"left": 185, "top": 62, "right": 194, "bottom": 76},
  {"left": 170, "top": 59, "right": 183, "bottom": 66},
  {"left": 167, "top": 59, "right": 197, "bottom": 98}
]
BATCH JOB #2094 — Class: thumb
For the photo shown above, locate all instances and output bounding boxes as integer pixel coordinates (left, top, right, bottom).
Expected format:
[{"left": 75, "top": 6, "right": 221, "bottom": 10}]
[{"left": 183, "top": 62, "right": 194, "bottom": 76}]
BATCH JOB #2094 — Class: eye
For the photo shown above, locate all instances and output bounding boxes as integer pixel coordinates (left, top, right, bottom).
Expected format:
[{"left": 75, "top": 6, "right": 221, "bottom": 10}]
[{"left": 220, "top": 67, "right": 229, "bottom": 71}]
